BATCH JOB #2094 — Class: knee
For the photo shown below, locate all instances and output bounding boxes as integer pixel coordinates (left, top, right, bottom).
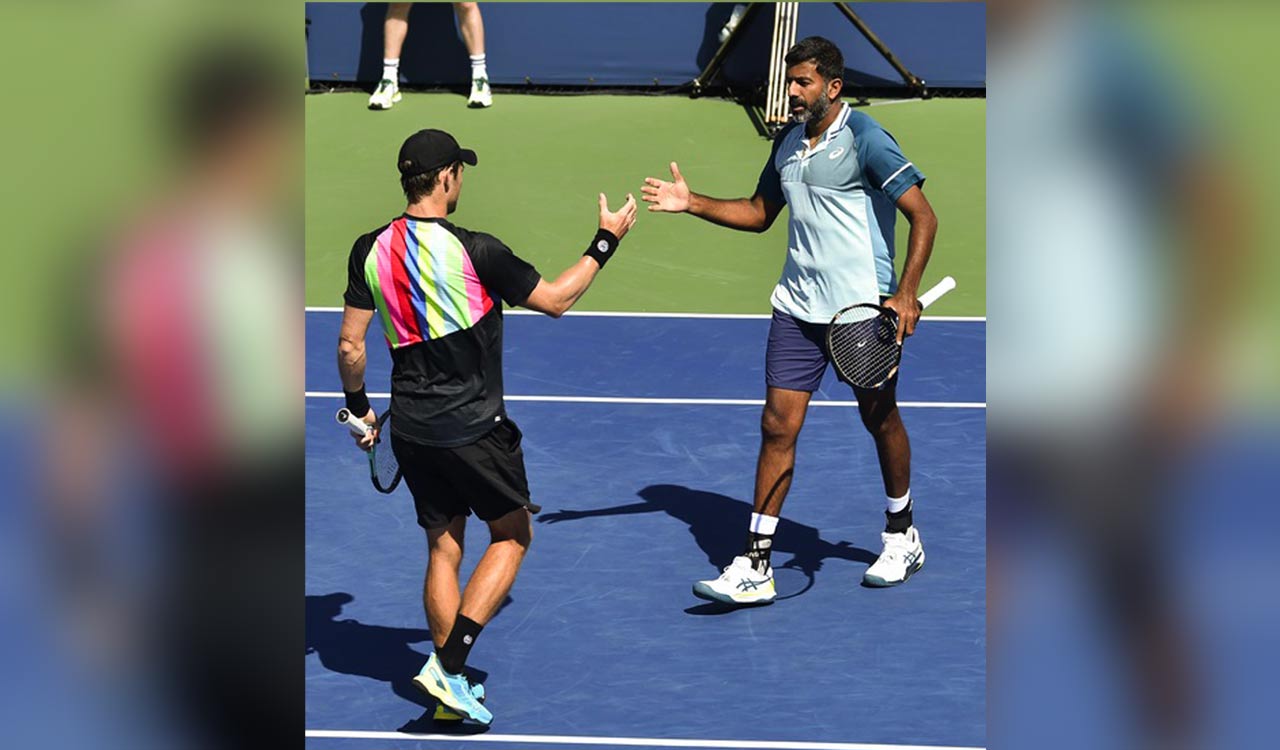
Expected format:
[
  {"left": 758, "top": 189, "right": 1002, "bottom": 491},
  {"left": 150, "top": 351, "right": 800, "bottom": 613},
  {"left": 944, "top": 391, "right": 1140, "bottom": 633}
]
[
  {"left": 489, "top": 510, "right": 533, "bottom": 551},
  {"left": 428, "top": 540, "right": 464, "bottom": 570},
  {"left": 761, "top": 406, "right": 802, "bottom": 447},
  {"left": 455, "top": 3, "right": 479, "bottom": 16},
  {"left": 859, "top": 404, "right": 901, "bottom": 439}
]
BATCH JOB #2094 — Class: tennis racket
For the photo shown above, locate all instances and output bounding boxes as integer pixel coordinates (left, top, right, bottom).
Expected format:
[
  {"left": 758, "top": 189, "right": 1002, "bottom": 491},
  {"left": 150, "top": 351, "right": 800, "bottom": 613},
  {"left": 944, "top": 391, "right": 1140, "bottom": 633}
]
[
  {"left": 336, "top": 407, "right": 402, "bottom": 493},
  {"left": 826, "top": 276, "right": 957, "bottom": 389}
]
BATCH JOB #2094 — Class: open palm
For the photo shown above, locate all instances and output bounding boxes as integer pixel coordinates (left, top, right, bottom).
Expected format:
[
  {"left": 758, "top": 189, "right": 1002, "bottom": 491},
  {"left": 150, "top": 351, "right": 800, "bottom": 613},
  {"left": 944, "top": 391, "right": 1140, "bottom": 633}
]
[{"left": 642, "top": 162, "right": 691, "bottom": 213}]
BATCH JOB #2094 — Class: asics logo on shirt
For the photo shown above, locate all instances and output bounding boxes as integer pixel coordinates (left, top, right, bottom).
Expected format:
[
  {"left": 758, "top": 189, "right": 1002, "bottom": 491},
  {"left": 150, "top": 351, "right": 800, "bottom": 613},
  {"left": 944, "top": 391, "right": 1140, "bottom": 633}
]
[{"left": 828, "top": 146, "right": 845, "bottom": 160}]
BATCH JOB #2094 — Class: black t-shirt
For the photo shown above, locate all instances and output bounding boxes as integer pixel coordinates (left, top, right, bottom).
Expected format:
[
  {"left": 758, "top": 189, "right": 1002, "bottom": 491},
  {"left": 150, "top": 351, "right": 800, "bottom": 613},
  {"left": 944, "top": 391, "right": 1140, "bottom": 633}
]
[{"left": 344, "top": 215, "right": 541, "bottom": 447}]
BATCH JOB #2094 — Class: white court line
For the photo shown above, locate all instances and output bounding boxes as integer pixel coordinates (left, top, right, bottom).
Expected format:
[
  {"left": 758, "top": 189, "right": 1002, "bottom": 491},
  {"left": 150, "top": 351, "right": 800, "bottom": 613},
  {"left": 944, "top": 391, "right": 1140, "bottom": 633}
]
[
  {"left": 304, "top": 307, "right": 985, "bottom": 322},
  {"left": 867, "top": 98, "right": 926, "bottom": 107},
  {"left": 304, "top": 392, "right": 985, "bottom": 409},
  {"left": 304, "top": 729, "right": 983, "bottom": 750}
]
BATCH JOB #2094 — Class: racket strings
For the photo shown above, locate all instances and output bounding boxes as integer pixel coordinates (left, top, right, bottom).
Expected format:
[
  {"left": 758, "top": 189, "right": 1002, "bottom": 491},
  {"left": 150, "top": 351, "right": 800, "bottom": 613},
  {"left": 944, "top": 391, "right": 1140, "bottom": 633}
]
[
  {"left": 828, "top": 309, "right": 901, "bottom": 388},
  {"left": 371, "top": 413, "right": 401, "bottom": 491},
  {"left": 373, "top": 440, "right": 399, "bottom": 486}
]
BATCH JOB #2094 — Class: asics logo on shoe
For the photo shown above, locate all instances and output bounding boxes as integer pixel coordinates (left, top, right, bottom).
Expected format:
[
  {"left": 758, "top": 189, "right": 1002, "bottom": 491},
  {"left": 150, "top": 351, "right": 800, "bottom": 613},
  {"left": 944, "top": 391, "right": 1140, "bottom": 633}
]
[
  {"left": 904, "top": 550, "right": 921, "bottom": 567},
  {"left": 737, "top": 578, "right": 768, "bottom": 591}
]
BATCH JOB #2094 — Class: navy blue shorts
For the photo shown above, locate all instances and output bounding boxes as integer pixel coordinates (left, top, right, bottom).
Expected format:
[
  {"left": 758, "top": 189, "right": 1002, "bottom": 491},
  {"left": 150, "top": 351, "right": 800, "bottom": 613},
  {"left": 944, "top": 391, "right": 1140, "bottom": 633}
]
[{"left": 765, "top": 307, "right": 896, "bottom": 392}]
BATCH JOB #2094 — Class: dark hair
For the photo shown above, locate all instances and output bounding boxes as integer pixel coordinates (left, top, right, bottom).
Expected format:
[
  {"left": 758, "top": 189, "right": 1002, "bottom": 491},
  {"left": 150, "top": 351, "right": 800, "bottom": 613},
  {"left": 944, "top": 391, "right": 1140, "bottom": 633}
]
[
  {"left": 784, "top": 36, "right": 845, "bottom": 87},
  {"left": 401, "top": 161, "right": 462, "bottom": 203},
  {"left": 173, "top": 41, "right": 289, "bottom": 156}
]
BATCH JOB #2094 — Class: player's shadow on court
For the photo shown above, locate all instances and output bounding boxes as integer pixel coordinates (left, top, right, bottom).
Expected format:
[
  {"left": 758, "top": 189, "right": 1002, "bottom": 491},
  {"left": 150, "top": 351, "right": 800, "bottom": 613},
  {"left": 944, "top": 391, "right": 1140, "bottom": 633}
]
[
  {"left": 306, "top": 592, "right": 504, "bottom": 733},
  {"left": 538, "top": 484, "right": 875, "bottom": 614}
]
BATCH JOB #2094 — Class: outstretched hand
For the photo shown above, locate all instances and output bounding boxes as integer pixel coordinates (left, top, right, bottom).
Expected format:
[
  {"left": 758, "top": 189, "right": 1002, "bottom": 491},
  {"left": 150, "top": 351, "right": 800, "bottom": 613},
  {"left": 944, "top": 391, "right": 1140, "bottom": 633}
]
[
  {"left": 641, "top": 161, "right": 691, "bottom": 213},
  {"left": 598, "top": 192, "right": 638, "bottom": 240}
]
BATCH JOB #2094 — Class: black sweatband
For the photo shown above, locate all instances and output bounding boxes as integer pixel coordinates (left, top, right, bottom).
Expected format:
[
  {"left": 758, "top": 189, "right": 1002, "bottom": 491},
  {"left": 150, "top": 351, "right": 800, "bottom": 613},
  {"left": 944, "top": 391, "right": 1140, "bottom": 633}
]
[
  {"left": 583, "top": 229, "right": 619, "bottom": 268},
  {"left": 344, "top": 387, "right": 370, "bottom": 417}
]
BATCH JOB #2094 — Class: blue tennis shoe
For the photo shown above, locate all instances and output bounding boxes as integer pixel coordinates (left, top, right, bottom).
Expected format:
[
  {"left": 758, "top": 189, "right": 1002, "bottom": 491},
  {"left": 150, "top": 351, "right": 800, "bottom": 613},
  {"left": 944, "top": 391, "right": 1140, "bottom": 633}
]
[{"left": 413, "top": 653, "right": 493, "bottom": 725}]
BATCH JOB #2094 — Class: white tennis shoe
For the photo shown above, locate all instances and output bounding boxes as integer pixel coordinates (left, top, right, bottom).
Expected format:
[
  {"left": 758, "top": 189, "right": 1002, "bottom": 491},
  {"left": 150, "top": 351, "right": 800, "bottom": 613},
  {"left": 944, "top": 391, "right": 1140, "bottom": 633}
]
[
  {"left": 863, "top": 527, "right": 925, "bottom": 587},
  {"left": 468, "top": 77, "right": 492, "bottom": 108},
  {"left": 369, "top": 79, "right": 401, "bottom": 110},
  {"left": 693, "top": 556, "right": 776, "bottom": 605}
]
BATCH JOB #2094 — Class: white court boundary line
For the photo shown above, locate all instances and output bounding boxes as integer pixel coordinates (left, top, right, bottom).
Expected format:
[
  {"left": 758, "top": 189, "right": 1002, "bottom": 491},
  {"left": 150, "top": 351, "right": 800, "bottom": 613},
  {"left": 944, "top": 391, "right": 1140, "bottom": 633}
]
[
  {"left": 868, "top": 98, "right": 926, "bottom": 107},
  {"left": 304, "top": 307, "right": 985, "bottom": 323},
  {"left": 304, "top": 729, "right": 983, "bottom": 750},
  {"left": 303, "top": 392, "right": 984, "bottom": 409}
]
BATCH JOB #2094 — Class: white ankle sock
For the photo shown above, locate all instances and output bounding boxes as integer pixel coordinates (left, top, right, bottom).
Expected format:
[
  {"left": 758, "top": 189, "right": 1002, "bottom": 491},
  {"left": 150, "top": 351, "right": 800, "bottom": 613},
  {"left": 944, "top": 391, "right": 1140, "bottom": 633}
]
[
  {"left": 469, "top": 54, "right": 487, "bottom": 80},
  {"left": 382, "top": 58, "right": 399, "bottom": 83},
  {"left": 887, "top": 489, "right": 911, "bottom": 514},
  {"left": 749, "top": 512, "right": 779, "bottom": 536}
]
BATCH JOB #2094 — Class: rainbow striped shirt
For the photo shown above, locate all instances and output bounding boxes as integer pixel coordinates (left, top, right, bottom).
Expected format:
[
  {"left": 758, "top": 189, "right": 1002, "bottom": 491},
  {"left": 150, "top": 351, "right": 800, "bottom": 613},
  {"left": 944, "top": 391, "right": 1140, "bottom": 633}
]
[
  {"left": 344, "top": 215, "right": 541, "bottom": 446},
  {"left": 360, "top": 216, "right": 497, "bottom": 348}
]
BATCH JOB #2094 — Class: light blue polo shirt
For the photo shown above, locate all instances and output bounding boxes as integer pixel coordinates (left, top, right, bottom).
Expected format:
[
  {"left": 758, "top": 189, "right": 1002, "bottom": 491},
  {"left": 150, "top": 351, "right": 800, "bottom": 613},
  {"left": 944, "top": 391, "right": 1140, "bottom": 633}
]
[{"left": 757, "top": 103, "right": 926, "bottom": 323}]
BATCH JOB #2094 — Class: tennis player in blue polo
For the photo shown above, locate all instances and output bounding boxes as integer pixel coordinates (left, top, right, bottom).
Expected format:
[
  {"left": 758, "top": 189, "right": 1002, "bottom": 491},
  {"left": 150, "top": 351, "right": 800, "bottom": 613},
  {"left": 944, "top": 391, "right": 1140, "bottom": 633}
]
[{"left": 643, "top": 36, "right": 940, "bottom": 604}]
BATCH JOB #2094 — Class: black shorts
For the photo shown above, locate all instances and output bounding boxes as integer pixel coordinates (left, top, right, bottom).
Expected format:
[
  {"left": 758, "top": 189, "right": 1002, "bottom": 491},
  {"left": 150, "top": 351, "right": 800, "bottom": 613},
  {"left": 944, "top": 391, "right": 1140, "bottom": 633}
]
[{"left": 391, "top": 419, "right": 535, "bottom": 530}]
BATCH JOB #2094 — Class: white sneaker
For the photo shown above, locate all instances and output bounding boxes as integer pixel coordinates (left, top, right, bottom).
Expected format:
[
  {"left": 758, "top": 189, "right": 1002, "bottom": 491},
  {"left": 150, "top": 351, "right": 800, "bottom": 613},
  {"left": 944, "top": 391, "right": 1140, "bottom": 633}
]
[
  {"left": 693, "top": 556, "right": 776, "bottom": 605},
  {"left": 468, "top": 77, "right": 492, "bottom": 108},
  {"left": 369, "top": 79, "right": 401, "bottom": 110},
  {"left": 863, "top": 526, "right": 925, "bottom": 587}
]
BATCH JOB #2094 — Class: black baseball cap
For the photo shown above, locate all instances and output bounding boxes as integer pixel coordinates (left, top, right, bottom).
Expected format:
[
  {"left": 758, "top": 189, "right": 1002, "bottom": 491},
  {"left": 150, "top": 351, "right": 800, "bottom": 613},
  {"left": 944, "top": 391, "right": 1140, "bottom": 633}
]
[{"left": 397, "top": 129, "right": 478, "bottom": 177}]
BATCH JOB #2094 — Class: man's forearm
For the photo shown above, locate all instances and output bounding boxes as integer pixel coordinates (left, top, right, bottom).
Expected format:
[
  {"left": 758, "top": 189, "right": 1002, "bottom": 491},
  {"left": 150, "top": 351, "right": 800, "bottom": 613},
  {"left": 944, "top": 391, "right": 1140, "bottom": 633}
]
[
  {"left": 544, "top": 257, "right": 601, "bottom": 317},
  {"left": 337, "top": 342, "right": 367, "bottom": 392},
  {"left": 688, "top": 193, "right": 769, "bottom": 233},
  {"left": 897, "top": 211, "right": 938, "bottom": 297}
]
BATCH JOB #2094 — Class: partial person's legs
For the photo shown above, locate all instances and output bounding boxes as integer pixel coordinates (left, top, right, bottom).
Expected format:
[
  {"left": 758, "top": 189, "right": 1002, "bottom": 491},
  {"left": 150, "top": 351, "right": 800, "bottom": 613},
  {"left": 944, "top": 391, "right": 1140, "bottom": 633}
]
[
  {"left": 454, "top": 3, "right": 485, "bottom": 56},
  {"left": 424, "top": 515, "right": 466, "bottom": 650},
  {"left": 856, "top": 380, "right": 925, "bottom": 586},
  {"left": 693, "top": 310, "right": 824, "bottom": 605},
  {"left": 420, "top": 515, "right": 480, "bottom": 722},
  {"left": 370, "top": 3, "right": 411, "bottom": 108},
  {"left": 431, "top": 508, "right": 531, "bottom": 676},
  {"left": 417, "top": 509, "right": 528, "bottom": 725},
  {"left": 741, "top": 387, "right": 812, "bottom": 572},
  {"left": 458, "top": 507, "right": 531, "bottom": 624},
  {"left": 753, "top": 387, "right": 812, "bottom": 517},
  {"left": 455, "top": 3, "right": 492, "bottom": 107},
  {"left": 384, "top": 3, "right": 413, "bottom": 62},
  {"left": 692, "top": 388, "right": 810, "bottom": 605},
  {"left": 854, "top": 381, "right": 911, "bottom": 502},
  {"left": 414, "top": 513, "right": 489, "bottom": 720}
]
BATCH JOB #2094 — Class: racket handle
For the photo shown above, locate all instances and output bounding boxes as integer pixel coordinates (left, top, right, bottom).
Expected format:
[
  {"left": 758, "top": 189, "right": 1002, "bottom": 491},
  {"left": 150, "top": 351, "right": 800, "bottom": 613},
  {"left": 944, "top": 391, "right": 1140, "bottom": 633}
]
[
  {"left": 917, "top": 276, "right": 957, "bottom": 310},
  {"left": 335, "top": 407, "right": 372, "bottom": 437}
]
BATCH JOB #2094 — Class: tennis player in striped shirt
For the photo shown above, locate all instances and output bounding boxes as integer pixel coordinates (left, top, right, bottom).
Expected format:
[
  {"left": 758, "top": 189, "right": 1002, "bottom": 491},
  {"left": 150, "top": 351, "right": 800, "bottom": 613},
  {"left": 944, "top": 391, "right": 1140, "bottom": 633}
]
[{"left": 337, "top": 128, "right": 636, "bottom": 724}]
